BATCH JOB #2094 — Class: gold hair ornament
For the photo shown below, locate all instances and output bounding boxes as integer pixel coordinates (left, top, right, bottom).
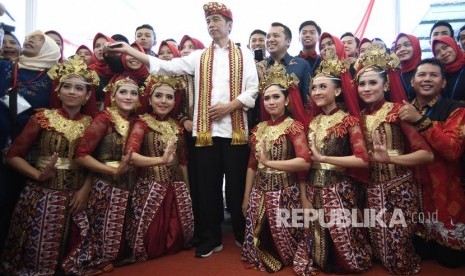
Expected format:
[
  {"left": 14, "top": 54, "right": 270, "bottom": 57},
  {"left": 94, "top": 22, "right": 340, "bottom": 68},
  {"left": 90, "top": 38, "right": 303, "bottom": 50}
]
[
  {"left": 103, "top": 76, "right": 145, "bottom": 96},
  {"left": 259, "top": 64, "right": 299, "bottom": 94},
  {"left": 355, "top": 42, "right": 400, "bottom": 77},
  {"left": 144, "top": 75, "right": 187, "bottom": 94},
  {"left": 48, "top": 56, "right": 100, "bottom": 91},
  {"left": 314, "top": 51, "right": 349, "bottom": 79}
]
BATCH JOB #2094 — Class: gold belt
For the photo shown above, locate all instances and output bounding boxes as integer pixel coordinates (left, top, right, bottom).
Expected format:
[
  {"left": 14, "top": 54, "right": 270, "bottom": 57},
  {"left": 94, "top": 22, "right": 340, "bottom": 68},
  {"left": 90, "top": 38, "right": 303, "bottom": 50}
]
[
  {"left": 258, "top": 164, "right": 286, "bottom": 174},
  {"left": 311, "top": 162, "right": 345, "bottom": 171},
  {"left": 36, "top": 156, "right": 78, "bottom": 170},
  {"left": 388, "top": 149, "right": 401, "bottom": 156},
  {"left": 104, "top": 161, "right": 121, "bottom": 168}
]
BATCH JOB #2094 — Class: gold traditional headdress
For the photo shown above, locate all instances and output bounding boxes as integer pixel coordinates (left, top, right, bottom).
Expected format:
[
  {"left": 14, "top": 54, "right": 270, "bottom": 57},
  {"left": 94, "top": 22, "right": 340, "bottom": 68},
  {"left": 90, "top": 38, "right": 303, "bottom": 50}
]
[
  {"left": 144, "top": 75, "right": 187, "bottom": 95},
  {"left": 314, "top": 51, "right": 350, "bottom": 80},
  {"left": 355, "top": 42, "right": 400, "bottom": 79},
  {"left": 103, "top": 76, "right": 145, "bottom": 96},
  {"left": 259, "top": 65, "right": 299, "bottom": 94},
  {"left": 203, "top": 2, "right": 232, "bottom": 21},
  {"left": 48, "top": 56, "right": 100, "bottom": 91}
]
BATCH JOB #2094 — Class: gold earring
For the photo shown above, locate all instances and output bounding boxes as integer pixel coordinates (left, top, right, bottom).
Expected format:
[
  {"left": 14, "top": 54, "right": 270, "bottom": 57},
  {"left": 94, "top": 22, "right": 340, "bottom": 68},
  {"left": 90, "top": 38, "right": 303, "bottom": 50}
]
[{"left": 134, "top": 100, "right": 141, "bottom": 111}]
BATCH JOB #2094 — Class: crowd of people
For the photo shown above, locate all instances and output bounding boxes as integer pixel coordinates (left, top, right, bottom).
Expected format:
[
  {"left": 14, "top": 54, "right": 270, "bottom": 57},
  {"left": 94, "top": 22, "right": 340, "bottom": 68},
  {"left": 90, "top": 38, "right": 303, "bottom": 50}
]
[{"left": 0, "top": 1, "right": 465, "bottom": 275}]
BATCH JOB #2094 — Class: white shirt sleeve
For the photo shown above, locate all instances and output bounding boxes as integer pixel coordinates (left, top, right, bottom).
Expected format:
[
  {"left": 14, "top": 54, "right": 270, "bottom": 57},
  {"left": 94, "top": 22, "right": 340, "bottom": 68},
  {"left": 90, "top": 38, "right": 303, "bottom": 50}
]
[
  {"left": 236, "top": 49, "right": 259, "bottom": 110},
  {"left": 148, "top": 50, "right": 202, "bottom": 76}
]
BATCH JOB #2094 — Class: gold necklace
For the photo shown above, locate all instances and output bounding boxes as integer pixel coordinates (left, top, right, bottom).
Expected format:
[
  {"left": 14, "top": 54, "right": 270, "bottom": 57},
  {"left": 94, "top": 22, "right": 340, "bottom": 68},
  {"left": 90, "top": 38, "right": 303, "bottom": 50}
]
[
  {"left": 107, "top": 107, "right": 130, "bottom": 142},
  {"left": 139, "top": 114, "right": 179, "bottom": 146}
]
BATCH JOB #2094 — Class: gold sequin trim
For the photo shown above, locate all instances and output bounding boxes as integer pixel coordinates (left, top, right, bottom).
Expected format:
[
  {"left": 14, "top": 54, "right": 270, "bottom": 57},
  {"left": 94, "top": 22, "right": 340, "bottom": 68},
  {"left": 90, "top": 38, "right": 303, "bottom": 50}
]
[
  {"left": 44, "top": 109, "right": 92, "bottom": 143},
  {"left": 139, "top": 114, "right": 179, "bottom": 146},
  {"left": 254, "top": 117, "right": 293, "bottom": 154},
  {"left": 309, "top": 109, "right": 346, "bottom": 149},
  {"left": 363, "top": 102, "right": 393, "bottom": 144}
]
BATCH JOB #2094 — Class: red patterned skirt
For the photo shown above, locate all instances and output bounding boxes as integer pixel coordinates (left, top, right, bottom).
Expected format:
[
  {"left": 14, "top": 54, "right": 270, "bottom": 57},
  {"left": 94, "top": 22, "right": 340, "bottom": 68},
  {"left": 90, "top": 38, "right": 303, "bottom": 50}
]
[
  {"left": 299, "top": 179, "right": 372, "bottom": 274},
  {"left": 61, "top": 178, "right": 130, "bottom": 274},
  {"left": 242, "top": 185, "right": 307, "bottom": 274},
  {"left": 366, "top": 172, "right": 420, "bottom": 274},
  {"left": 0, "top": 184, "right": 90, "bottom": 276},
  {"left": 126, "top": 178, "right": 194, "bottom": 261}
]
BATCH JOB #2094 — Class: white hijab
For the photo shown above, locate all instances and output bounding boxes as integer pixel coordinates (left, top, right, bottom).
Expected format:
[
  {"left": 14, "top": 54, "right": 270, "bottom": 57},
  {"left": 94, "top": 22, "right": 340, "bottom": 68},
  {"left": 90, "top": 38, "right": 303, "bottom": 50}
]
[{"left": 18, "top": 30, "right": 61, "bottom": 70}]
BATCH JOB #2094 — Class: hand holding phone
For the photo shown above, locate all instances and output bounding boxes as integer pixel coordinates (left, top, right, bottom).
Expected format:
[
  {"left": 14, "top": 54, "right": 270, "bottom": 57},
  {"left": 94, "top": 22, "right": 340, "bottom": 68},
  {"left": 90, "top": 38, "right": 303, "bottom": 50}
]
[{"left": 108, "top": 43, "right": 123, "bottom": 48}]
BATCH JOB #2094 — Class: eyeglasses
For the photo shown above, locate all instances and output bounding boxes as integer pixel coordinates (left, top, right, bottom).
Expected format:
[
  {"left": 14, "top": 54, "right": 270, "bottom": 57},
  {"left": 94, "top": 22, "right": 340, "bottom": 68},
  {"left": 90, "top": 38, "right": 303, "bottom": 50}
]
[{"left": 25, "top": 35, "right": 45, "bottom": 43}]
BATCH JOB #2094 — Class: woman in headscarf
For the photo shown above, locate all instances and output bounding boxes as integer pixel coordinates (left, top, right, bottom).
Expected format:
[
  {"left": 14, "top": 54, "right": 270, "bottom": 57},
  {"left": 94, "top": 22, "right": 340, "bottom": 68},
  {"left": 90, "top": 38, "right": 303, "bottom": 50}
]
[
  {"left": 317, "top": 32, "right": 361, "bottom": 118},
  {"left": 1, "top": 31, "right": 21, "bottom": 62},
  {"left": 432, "top": 36, "right": 465, "bottom": 102},
  {"left": 124, "top": 75, "right": 193, "bottom": 262},
  {"left": 121, "top": 42, "right": 150, "bottom": 84},
  {"left": 242, "top": 65, "right": 311, "bottom": 274},
  {"left": 358, "top": 38, "right": 372, "bottom": 60},
  {"left": 0, "top": 56, "right": 98, "bottom": 275},
  {"left": 89, "top": 33, "right": 117, "bottom": 110},
  {"left": 157, "top": 40, "right": 181, "bottom": 61},
  {"left": 45, "top": 30, "right": 65, "bottom": 63},
  {"left": 75, "top": 44, "right": 93, "bottom": 66},
  {"left": 179, "top": 35, "right": 205, "bottom": 57},
  {"left": 106, "top": 42, "right": 150, "bottom": 116},
  {"left": 394, "top": 33, "right": 422, "bottom": 101},
  {"left": 176, "top": 35, "right": 206, "bottom": 131}
]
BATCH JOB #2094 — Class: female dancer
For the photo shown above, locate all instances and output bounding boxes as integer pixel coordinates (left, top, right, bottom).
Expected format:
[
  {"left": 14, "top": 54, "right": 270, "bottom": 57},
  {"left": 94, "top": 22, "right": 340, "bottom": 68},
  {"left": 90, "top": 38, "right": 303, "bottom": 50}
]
[
  {"left": 356, "top": 45, "right": 434, "bottom": 274},
  {"left": 124, "top": 75, "right": 193, "bottom": 261},
  {"left": 298, "top": 50, "right": 372, "bottom": 273},
  {"left": 242, "top": 65, "right": 311, "bottom": 274},
  {"left": 0, "top": 57, "right": 98, "bottom": 275},
  {"left": 72, "top": 75, "right": 143, "bottom": 274}
]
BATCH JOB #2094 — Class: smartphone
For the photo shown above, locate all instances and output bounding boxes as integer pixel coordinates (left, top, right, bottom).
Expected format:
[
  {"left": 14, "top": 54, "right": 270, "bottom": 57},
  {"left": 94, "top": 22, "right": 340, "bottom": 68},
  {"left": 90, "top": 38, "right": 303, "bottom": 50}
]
[
  {"left": 254, "top": 48, "right": 264, "bottom": 62},
  {"left": 108, "top": 43, "right": 123, "bottom": 48}
]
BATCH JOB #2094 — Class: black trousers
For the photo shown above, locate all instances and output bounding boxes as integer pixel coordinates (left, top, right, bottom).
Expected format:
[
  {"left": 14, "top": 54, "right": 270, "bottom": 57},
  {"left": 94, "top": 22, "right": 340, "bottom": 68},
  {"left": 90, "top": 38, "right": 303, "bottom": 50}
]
[
  {"left": 195, "top": 137, "right": 249, "bottom": 244},
  {"left": 185, "top": 134, "right": 200, "bottom": 240}
]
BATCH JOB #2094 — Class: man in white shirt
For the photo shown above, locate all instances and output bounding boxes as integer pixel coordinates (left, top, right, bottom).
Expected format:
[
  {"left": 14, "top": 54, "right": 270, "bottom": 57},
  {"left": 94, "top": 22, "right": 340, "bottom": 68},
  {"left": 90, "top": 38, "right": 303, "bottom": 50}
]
[{"left": 106, "top": 2, "right": 258, "bottom": 258}]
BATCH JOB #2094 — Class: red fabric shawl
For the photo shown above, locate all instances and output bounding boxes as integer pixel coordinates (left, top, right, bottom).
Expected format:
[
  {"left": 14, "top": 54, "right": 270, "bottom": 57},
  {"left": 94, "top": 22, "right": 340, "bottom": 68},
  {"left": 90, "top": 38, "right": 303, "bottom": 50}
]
[
  {"left": 179, "top": 35, "right": 206, "bottom": 51},
  {"left": 158, "top": 40, "right": 181, "bottom": 58}
]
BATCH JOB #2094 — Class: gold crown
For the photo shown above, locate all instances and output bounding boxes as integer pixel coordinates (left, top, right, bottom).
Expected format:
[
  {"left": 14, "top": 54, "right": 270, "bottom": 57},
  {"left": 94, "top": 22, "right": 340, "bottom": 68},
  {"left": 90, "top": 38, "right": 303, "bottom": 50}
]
[
  {"left": 103, "top": 76, "right": 145, "bottom": 95},
  {"left": 314, "top": 51, "right": 350, "bottom": 79},
  {"left": 354, "top": 42, "right": 400, "bottom": 72},
  {"left": 259, "top": 65, "right": 299, "bottom": 94},
  {"left": 144, "top": 75, "right": 187, "bottom": 94},
  {"left": 48, "top": 56, "right": 100, "bottom": 90}
]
